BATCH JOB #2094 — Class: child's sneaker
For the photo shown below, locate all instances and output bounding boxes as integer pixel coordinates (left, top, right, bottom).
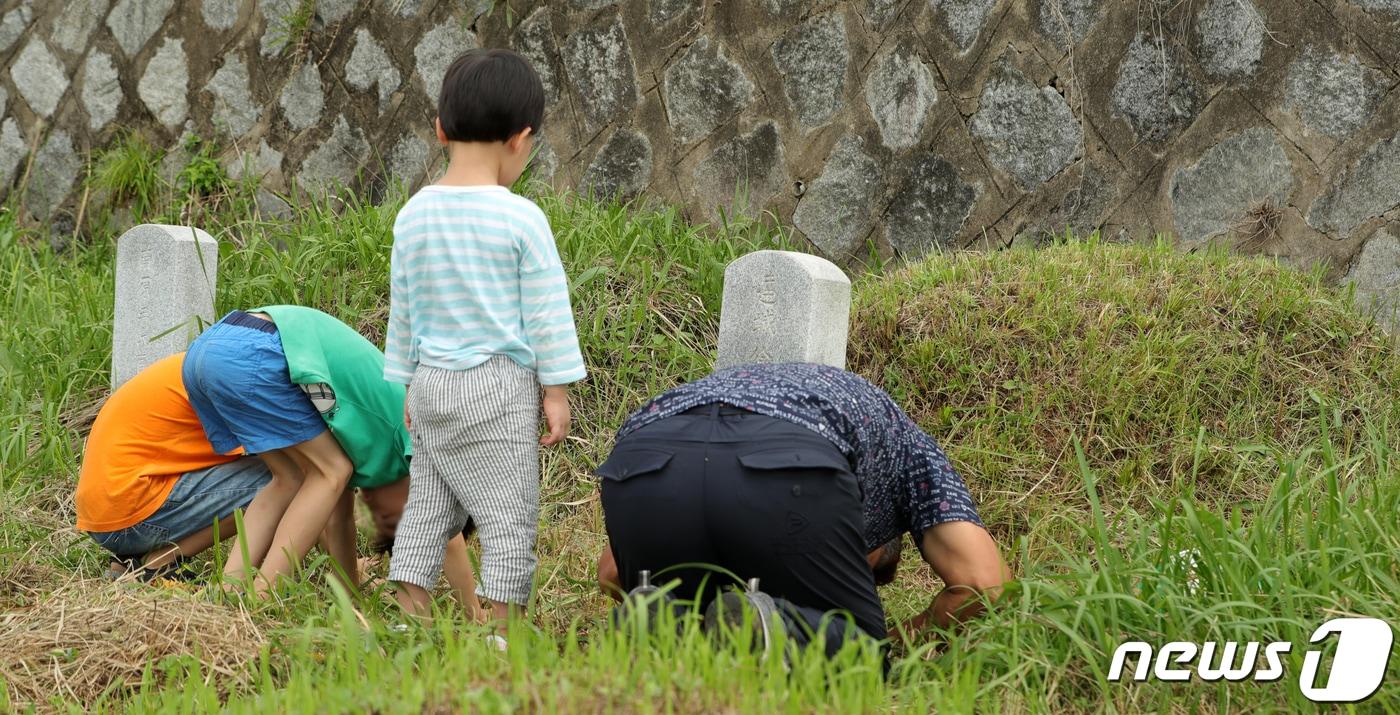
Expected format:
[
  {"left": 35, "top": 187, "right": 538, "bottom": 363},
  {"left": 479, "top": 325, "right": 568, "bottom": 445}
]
[{"left": 486, "top": 634, "right": 508, "bottom": 652}]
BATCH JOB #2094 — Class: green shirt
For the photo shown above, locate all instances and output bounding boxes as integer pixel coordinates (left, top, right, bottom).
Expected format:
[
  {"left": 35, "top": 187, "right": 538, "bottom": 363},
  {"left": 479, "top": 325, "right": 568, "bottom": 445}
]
[{"left": 256, "top": 305, "right": 410, "bottom": 489}]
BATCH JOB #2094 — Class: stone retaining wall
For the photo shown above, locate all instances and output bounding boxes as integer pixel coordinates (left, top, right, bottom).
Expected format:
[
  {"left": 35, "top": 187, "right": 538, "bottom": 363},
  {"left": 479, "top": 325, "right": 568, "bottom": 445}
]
[{"left": 2, "top": 0, "right": 1399, "bottom": 317}]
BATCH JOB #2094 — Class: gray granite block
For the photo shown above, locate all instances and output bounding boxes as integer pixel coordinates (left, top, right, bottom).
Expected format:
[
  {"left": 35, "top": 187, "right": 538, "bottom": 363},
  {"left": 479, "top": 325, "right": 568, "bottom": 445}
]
[
  {"left": 112, "top": 224, "right": 219, "bottom": 388},
  {"left": 716, "top": 250, "right": 851, "bottom": 370}
]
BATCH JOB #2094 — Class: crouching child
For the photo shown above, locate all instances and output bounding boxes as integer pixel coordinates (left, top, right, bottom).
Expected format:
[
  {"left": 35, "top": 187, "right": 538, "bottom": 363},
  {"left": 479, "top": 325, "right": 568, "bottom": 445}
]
[{"left": 181, "top": 305, "right": 480, "bottom": 615}]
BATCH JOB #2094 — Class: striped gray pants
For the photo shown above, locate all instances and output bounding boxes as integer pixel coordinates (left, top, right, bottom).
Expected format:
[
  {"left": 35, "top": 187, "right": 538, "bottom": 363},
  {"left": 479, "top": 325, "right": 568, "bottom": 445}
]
[{"left": 388, "top": 356, "right": 541, "bottom": 604}]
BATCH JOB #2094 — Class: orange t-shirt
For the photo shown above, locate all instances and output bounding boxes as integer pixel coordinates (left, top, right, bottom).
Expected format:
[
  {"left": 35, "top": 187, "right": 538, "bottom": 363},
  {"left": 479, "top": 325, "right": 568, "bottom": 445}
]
[{"left": 75, "top": 353, "right": 242, "bottom": 532}]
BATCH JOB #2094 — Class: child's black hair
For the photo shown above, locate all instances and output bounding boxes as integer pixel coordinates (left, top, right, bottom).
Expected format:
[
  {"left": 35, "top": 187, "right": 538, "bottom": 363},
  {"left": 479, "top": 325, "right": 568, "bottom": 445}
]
[
  {"left": 373, "top": 516, "right": 477, "bottom": 556},
  {"left": 438, "top": 48, "right": 545, "bottom": 143}
]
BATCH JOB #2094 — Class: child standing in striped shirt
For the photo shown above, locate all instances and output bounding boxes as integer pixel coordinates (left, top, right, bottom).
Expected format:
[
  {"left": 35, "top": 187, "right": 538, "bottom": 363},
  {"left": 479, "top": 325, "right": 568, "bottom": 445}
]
[{"left": 384, "top": 48, "right": 586, "bottom": 635}]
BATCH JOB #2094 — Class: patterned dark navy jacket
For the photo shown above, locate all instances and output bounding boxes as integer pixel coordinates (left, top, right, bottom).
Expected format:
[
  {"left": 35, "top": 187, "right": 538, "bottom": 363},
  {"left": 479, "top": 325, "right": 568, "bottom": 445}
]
[{"left": 617, "top": 362, "right": 982, "bottom": 549}]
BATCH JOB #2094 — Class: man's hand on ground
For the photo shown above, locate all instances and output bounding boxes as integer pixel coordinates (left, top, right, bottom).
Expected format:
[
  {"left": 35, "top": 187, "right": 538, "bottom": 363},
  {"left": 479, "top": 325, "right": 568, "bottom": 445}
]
[
  {"left": 887, "top": 612, "right": 931, "bottom": 645},
  {"left": 888, "top": 613, "right": 956, "bottom": 660}
]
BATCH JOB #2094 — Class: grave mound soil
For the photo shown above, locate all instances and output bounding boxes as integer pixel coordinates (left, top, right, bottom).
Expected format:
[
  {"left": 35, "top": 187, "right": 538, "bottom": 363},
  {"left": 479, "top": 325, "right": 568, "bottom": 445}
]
[{"left": 848, "top": 241, "right": 1400, "bottom": 532}]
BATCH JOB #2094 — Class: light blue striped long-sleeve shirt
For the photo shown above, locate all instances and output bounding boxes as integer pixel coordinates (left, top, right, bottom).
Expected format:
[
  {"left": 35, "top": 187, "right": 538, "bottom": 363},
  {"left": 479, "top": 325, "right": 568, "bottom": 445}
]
[{"left": 383, "top": 185, "right": 587, "bottom": 386}]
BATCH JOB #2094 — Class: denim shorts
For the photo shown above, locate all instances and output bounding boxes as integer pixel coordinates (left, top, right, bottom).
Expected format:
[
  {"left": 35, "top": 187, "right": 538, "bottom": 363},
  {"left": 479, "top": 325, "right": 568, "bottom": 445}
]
[
  {"left": 87, "top": 456, "right": 273, "bottom": 558},
  {"left": 183, "top": 310, "right": 327, "bottom": 455}
]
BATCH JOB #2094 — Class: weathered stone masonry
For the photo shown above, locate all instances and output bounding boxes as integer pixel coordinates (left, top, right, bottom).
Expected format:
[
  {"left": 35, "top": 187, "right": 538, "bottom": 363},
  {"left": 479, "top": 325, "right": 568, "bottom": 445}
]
[{"left": 3, "top": 0, "right": 1400, "bottom": 323}]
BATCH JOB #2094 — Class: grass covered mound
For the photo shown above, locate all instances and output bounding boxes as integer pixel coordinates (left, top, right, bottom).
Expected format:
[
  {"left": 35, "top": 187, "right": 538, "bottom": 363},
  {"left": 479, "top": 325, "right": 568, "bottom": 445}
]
[
  {"left": 4, "top": 188, "right": 1400, "bottom": 711},
  {"left": 849, "top": 240, "right": 1400, "bottom": 538}
]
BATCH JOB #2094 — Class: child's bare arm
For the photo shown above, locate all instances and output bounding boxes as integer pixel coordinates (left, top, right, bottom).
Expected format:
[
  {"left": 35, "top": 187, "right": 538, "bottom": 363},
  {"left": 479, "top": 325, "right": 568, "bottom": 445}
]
[
  {"left": 223, "top": 451, "right": 304, "bottom": 584},
  {"left": 319, "top": 486, "right": 359, "bottom": 590},
  {"left": 254, "top": 432, "right": 354, "bottom": 594},
  {"left": 540, "top": 385, "right": 570, "bottom": 446}
]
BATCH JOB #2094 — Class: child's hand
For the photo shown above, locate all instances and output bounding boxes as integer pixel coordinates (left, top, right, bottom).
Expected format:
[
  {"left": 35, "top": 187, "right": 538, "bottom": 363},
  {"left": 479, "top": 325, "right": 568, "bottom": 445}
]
[
  {"left": 541, "top": 386, "right": 571, "bottom": 446},
  {"left": 403, "top": 385, "right": 412, "bottom": 431}
]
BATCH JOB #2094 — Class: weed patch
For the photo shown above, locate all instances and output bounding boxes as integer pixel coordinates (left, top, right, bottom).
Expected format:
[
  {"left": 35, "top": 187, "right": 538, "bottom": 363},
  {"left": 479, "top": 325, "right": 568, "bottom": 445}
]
[{"left": 3, "top": 188, "right": 1399, "bottom": 711}]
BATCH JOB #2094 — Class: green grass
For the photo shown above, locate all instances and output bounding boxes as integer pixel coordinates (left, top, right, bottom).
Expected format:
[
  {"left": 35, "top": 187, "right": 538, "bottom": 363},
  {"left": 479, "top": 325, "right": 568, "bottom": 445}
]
[
  {"left": 86, "top": 131, "right": 261, "bottom": 239},
  {"left": 850, "top": 239, "right": 1400, "bottom": 557},
  {"left": 1, "top": 173, "right": 1398, "bottom": 712},
  {"left": 269, "top": 0, "right": 318, "bottom": 54},
  {"left": 89, "top": 132, "right": 165, "bottom": 223},
  {"left": 174, "top": 134, "right": 233, "bottom": 201}
]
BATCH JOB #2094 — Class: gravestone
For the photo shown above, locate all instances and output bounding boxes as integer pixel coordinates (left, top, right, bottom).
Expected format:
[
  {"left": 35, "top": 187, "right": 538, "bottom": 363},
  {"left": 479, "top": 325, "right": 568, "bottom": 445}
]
[
  {"left": 112, "top": 224, "right": 218, "bottom": 388},
  {"left": 716, "top": 250, "right": 851, "bottom": 369}
]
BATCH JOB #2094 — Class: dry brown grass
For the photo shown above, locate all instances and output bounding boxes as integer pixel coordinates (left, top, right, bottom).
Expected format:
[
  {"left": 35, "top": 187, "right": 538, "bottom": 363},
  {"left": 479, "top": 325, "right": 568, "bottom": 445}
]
[
  {"left": 1232, "top": 198, "right": 1285, "bottom": 251},
  {"left": 0, "top": 576, "right": 264, "bottom": 712}
]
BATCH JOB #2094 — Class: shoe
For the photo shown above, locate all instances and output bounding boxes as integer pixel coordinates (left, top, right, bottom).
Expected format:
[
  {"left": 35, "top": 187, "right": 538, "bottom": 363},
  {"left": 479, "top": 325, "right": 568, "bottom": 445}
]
[
  {"left": 703, "top": 578, "right": 785, "bottom": 663},
  {"left": 109, "top": 556, "right": 195, "bottom": 583},
  {"left": 612, "top": 570, "right": 679, "bottom": 634},
  {"left": 486, "top": 634, "right": 508, "bottom": 652}
]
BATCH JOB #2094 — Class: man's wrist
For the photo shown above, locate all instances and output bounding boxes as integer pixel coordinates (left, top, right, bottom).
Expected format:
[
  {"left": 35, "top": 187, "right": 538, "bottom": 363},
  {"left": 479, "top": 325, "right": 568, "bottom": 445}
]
[{"left": 911, "top": 609, "right": 933, "bottom": 631}]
